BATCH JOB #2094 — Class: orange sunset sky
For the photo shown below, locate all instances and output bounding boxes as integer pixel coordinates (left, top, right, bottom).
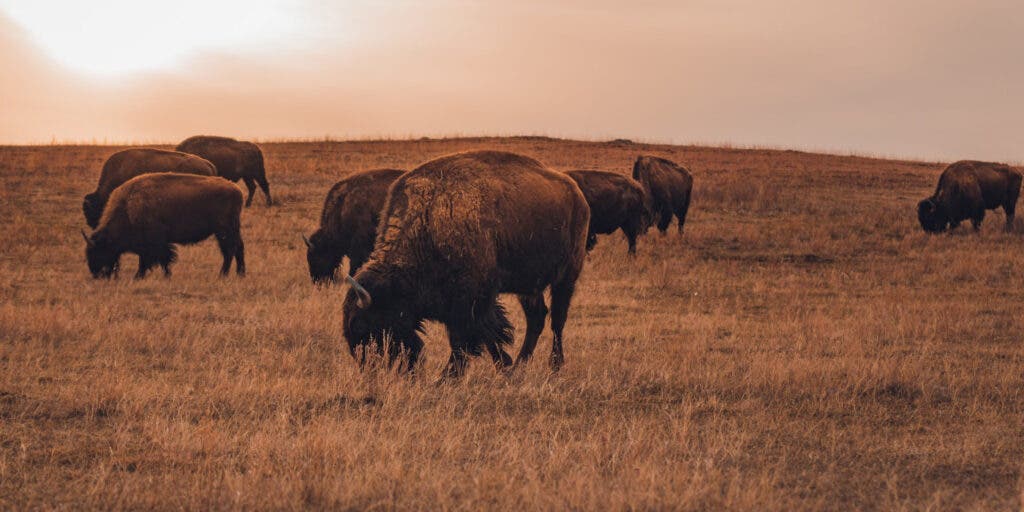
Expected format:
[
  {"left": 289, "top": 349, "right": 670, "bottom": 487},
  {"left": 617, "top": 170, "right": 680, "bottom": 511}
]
[{"left": 1, "top": 1, "right": 1022, "bottom": 161}]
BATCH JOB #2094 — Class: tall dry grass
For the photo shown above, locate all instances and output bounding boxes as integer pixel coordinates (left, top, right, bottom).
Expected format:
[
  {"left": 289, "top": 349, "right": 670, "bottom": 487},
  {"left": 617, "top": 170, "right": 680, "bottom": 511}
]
[{"left": 0, "top": 138, "right": 1021, "bottom": 510}]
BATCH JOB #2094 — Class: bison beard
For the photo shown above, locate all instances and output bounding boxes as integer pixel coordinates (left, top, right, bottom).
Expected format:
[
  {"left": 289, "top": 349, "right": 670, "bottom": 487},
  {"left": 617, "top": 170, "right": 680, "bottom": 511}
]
[{"left": 341, "top": 150, "right": 589, "bottom": 379}]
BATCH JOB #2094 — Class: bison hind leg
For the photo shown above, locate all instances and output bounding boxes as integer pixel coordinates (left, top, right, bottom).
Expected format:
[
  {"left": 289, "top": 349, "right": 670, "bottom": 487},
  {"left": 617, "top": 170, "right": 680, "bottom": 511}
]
[
  {"left": 548, "top": 280, "right": 578, "bottom": 371},
  {"left": 676, "top": 194, "right": 692, "bottom": 235},
  {"left": 514, "top": 292, "right": 548, "bottom": 366},
  {"left": 216, "top": 232, "right": 243, "bottom": 276},
  {"left": 657, "top": 208, "right": 673, "bottom": 234},
  {"left": 257, "top": 177, "right": 272, "bottom": 206},
  {"left": 242, "top": 177, "right": 257, "bottom": 207}
]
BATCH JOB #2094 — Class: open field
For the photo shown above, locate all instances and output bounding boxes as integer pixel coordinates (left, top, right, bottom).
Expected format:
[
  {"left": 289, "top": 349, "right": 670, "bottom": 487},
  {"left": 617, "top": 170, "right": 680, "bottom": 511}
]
[{"left": 0, "top": 137, "right": 1022, "bottom": 510}]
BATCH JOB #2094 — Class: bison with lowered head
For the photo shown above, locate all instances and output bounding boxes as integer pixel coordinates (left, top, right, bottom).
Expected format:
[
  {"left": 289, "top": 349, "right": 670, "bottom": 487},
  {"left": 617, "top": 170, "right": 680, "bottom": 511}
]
[
  {"left": 342, "top": 151, "right": 590, "bottom": 378},
  {"left": 632, "top": 155, "right": 693, "bottom": 235},
  {"left": 918, "top": 160, "right": 1021, "bottom": 233},
  {"left": 82, "top": 148, "right": 216, "bottom": 228},
  {"left": 176, "top": 135, "right": 271, "bottom": 207},
  {"left": 303, "top": 168, "right": 405, "bottom": 283},
  {"left": 566, "top": 170, "right": 651, "bottom": 255},
  {"left": 82, "top": 173, "right": 245, "bottom": 279}
]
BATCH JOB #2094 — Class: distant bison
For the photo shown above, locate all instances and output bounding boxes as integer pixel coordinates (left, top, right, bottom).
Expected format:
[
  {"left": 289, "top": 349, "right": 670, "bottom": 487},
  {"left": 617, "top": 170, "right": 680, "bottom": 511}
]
[
  {"left": 343, "top": 151, "right": 590, "bottom": 377},
  {"left": 303, "top": 168, "right": 405, "bottom": 283},
  {"left": 82, "top": 173, "right": 245, "bottom": 279},
  {"left": 566, "top": 170, "right": 651, "bottom": 255},
  {"left": 82, "top": 148, "right": 216, "bottom": 228},
  {"left": 632, "top": 156, "right": 693, "bottom": 234},
  {"left": 176, "top": 135, "right": 271, "bottom": 207},
  {"left": 918, "top": 160, "right": 1021, "bottom": 233}
]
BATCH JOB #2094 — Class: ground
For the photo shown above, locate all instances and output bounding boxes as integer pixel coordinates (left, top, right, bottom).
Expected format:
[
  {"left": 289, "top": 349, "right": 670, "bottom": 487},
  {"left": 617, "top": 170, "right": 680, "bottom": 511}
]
[{"left": 0, "top": 137, "right": 1021, "bottom": 510}]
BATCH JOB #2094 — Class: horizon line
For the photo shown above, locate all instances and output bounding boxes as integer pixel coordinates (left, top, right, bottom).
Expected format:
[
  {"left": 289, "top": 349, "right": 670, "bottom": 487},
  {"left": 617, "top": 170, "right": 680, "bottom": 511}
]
[{"left": 0, "top": 133, "right": 976, "bottom": 166}]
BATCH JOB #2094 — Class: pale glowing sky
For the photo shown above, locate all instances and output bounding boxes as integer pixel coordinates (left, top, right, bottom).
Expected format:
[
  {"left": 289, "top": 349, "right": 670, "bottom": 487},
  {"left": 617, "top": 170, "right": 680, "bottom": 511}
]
[{"left": 1, "top": 1, "right": 1022, "bottom": 161}]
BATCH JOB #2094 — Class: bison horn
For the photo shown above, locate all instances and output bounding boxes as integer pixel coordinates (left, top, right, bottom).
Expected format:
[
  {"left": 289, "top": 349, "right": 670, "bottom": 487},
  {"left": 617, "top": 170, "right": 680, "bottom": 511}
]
[
  {"left": 301, "top": 234, "right": 313, "bottom": 249},
  {"left": 345, "top": 275, "right": 372, "bottom": 308},
  {"left": 81, "top": 229, "right": 94, "bottom": 248}
]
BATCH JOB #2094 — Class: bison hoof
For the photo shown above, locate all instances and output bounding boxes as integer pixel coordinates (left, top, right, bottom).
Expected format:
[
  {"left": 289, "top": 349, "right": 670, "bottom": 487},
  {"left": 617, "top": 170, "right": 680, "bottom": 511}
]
[{"left": 549, "top": 354, "right": 564, "bottom": 372}]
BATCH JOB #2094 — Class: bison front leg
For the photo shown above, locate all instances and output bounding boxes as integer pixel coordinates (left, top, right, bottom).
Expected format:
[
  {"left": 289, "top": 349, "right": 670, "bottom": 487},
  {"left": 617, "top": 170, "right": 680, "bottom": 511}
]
[
  {"left": 135, "top": 253, "right": 156, "bottom": 279},
  {"left": 440, "top": 349, "right": 469, "bottom": 380},
  {"left": 971, "top": 210, "right": 985, "bottom": 232}
]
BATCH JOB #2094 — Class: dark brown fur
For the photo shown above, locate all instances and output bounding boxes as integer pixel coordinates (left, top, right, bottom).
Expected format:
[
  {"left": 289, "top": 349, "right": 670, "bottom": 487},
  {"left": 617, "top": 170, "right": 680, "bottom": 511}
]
[
  {"left": 82, "top": 148, "right": 216, "bottom": 228},
  {"left": 83, "top": 173, "right": 245, "bottom": 279},
  {"left": 342, "top": 151, "right": 590, "bottom": 377},
  {"left": 176, "top": 135, "right": 271, "bottom": 207},
  {"left": 305, "top": 169, "right": 405, "bottom": 283},
  {"left": 917, "top": 160, "right": 1022, "bottom": 233},
  {"left": 566, "top": 170, "right": 652, "bottom": 255},
  {"left": 632, "top": 155, "right": 694, "bottom": 234}
]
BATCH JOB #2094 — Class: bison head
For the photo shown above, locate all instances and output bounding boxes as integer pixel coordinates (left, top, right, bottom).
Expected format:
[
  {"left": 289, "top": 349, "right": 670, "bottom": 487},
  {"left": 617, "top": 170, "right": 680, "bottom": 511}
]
[
  {"left": 82, "top": 230, "right": 120, "bottom": 278},
  {"left": 342, "top": 269, "right": 423, "bottom": 368},
  {"left": 303, "top": 231, "right": 343, "bottom": 284},
  {"left": 917, "top": 198, "right": 948, "bottom": 233},
  {"left": 82, "top": 193, "right": 102, "bottom": 229}
]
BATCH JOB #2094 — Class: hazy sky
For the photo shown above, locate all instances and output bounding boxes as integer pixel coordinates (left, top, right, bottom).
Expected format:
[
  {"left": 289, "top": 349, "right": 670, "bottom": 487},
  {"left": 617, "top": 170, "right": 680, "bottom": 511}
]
[{"left": 2, "top": 1, "right": 1022, "bottom": 161}]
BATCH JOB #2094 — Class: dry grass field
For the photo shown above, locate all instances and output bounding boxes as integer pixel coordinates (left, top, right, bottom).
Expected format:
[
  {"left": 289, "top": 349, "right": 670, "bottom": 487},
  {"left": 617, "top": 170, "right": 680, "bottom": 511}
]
[{"left": 1, "top": 137, "right": 1022, "bottom": 510}]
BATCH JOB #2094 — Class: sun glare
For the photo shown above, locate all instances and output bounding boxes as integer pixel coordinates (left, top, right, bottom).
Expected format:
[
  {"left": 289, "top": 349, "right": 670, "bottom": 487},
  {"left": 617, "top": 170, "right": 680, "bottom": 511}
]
[{"left": 0, "top": 0, "right": 301, "bottom": 76}]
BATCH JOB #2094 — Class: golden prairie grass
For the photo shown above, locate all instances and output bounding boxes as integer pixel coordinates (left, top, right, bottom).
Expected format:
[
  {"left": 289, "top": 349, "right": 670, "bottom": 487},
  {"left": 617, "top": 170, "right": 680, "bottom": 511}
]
[{"left": 0, "top": 138, "right": 1021, "bottom": 510}]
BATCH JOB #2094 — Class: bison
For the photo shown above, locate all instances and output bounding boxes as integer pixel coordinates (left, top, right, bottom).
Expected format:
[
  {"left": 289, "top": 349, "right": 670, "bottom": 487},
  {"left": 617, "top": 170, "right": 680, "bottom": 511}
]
[
  {"left": 632, "top": 155, "right": 693, "bottom": 235},
  {"left": 176, "top": 135, "right": 271, "bottom": 207},
  {"left": 81, "top": 173, "right": 245, "bottom": 279},
  {"left": 82, "top": 148, "right": 216, "bottom": 228},
  {"left": 566, "top": 170, "right": 651, "bottom": 255},
  {"left": 342, "top": 150, "right": 590, "bottom": 378},
  {"left": 303, "top": 168, "right": 405, "bottom": 283},
  {"left": 918, "top": 160, "right": 1022, "bottom": 233}
]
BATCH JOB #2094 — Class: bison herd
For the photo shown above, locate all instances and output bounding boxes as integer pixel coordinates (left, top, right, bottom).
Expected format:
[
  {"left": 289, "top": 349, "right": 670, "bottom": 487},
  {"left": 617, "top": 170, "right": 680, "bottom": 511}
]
[{"left": 79, "top": 138, "right": 1022, "bottom": 377}]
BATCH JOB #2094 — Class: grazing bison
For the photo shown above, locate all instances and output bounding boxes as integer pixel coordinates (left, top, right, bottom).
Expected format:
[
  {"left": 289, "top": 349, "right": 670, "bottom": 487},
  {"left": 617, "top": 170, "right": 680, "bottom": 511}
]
[
  {"left": 82, "top": 148, "right": 216, "bottom": 228},
  {"left": 918, "top": 160, "right": 1022, "bottom": 233},
  {"left": 176, "top": 135, "right": 271, "bottom": 207},
  {"left": 632, "top": 156, "right": 693, "bottom": 235},
  {"left": 566, "top": 170, "right": 651, "bottom": 255},
  {"left": 82, "top": 173, "right": 245, "bottom": 279},
  {"left": 303, "top": 168, "right": 405, "bottom": 283},
  {"left": 342, "top": 151, "right": 590, "bottom": 378}
]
